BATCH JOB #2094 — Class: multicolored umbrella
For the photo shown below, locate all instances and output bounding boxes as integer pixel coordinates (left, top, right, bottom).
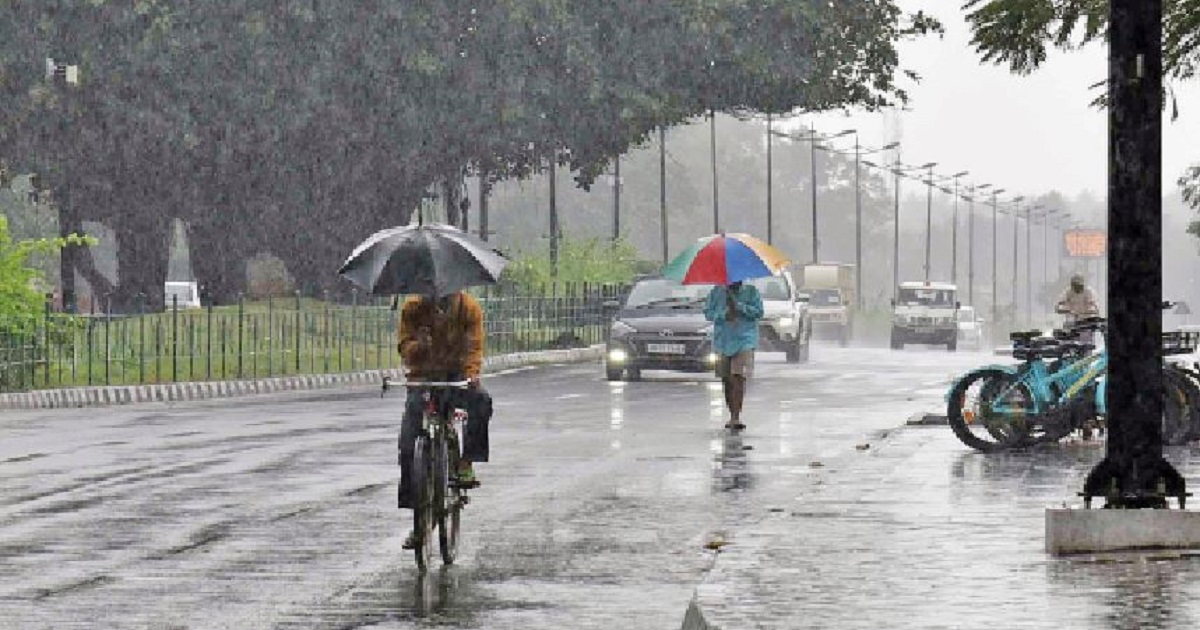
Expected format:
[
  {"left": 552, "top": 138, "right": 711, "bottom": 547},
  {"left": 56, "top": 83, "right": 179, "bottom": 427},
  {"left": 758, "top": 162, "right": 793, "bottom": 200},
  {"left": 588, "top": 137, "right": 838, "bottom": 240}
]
[{"left": 662, "top": 233, "right": 790, "bottom": 285}]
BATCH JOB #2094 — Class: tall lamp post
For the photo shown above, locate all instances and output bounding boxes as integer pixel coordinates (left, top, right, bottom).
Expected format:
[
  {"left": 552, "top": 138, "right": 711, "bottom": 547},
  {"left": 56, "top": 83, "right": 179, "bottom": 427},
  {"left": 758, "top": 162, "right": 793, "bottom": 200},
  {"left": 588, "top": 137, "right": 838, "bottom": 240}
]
[
  {"left": 966, "top": 183, "right": 993, "bottom": 307},
  {"left": 947, "top": 171, "right": 970, "bottom": 286},
  {"left": 816, "top": 138, "right": 899, "bottom": 311},
  {"left": 775, "top": 127, "right": 854, "bottom": 263},
  {"left": 920, "top": 163, "right": 940, "bottom": 281},
  {"left": 989, "top": 188, "right": 1007, "bottom": 338},
  {"left": 863, "top": 158, "right": 936, "bottom": 300},
  {"left": 1009, "top": 196, "right": 1026, "bottom": 326}
]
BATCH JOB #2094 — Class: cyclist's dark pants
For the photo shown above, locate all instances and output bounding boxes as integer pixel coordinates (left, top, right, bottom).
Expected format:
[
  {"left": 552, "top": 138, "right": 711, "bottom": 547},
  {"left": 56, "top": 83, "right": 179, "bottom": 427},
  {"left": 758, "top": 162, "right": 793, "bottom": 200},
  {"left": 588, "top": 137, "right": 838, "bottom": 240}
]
[{"left": 398, "top": 382, "right": 492, "bottom": 509}]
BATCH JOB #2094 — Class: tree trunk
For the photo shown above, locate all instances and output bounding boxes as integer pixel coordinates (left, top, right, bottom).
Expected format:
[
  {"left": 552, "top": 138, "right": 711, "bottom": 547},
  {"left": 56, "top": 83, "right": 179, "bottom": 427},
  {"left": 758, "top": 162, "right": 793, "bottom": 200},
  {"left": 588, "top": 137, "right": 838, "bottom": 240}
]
[{"left": 113, "top": 212, "right": 171, "bottom": 313}]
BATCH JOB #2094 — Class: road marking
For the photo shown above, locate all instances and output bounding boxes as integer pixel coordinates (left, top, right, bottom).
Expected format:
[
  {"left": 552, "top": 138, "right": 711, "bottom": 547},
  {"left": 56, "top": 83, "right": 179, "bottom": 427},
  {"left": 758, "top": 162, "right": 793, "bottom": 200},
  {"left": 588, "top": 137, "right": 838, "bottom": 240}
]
[{"left": 556, "top": 393, "right": 585, "bottom": 400}]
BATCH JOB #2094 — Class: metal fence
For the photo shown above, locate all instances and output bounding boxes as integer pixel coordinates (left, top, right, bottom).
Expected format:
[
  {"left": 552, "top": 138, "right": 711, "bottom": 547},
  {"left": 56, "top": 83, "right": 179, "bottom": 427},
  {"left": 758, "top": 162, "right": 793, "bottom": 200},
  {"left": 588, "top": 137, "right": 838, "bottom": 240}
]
[{"left": 0, "top": 283, "right": 625, "bottom": 393}]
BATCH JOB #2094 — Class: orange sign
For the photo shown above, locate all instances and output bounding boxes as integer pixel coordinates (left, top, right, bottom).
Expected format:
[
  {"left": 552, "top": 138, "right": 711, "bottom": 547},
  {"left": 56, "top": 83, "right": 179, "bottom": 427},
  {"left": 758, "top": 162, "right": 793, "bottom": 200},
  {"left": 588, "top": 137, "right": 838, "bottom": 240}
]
[{"left": 1064, "top": 230, "right": 1106, "bottom": 258}]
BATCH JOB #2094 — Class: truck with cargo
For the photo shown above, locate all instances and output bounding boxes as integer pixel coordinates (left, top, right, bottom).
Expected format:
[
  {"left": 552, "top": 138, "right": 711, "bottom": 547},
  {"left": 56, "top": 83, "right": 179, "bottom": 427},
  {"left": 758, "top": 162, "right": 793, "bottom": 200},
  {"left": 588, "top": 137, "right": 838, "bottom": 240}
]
[{"left": 800, "top": 263, "right": 855, "bottom": 346}]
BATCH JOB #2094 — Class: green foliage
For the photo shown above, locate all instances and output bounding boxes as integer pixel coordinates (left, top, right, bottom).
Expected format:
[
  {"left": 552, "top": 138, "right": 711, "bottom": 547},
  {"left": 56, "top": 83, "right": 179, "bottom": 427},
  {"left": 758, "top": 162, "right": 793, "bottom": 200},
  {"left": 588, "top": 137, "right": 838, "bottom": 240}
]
[
  {"left": 503, "top": 237, "right": 642, "bottom": 289},
  {"left": 0, "top": 215, "right": 94, "bottom": 332}
]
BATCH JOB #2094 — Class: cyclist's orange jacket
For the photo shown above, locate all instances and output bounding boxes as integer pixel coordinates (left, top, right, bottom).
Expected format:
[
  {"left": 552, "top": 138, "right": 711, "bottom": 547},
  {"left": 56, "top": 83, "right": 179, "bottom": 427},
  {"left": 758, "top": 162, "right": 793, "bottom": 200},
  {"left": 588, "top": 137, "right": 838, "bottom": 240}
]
[{"left": 397, "top": 292, "right": 485, "bottom": 379}]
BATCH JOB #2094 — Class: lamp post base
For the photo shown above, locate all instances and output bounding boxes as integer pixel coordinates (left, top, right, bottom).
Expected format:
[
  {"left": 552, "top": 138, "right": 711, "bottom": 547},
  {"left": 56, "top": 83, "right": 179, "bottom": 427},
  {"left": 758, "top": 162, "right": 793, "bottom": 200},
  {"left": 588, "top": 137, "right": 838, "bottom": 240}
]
[{"left": 1081, "top": 454, "right": 1187, "bottom": 510}]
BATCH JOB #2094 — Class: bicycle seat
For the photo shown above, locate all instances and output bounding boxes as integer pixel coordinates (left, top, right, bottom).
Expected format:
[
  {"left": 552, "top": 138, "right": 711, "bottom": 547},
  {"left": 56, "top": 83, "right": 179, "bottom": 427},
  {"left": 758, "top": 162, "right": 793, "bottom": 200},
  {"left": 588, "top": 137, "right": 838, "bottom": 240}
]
[{"left": 1010, "top": 331, "right": 1041, "bottom": 343}]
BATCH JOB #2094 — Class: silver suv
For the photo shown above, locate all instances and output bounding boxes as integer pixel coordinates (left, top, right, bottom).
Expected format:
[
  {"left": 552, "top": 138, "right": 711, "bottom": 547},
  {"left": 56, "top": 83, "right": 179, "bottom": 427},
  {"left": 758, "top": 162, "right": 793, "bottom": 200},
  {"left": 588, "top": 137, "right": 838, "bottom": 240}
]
[{"left": 750, "top": 271, "right": 812, "bottom": 363}]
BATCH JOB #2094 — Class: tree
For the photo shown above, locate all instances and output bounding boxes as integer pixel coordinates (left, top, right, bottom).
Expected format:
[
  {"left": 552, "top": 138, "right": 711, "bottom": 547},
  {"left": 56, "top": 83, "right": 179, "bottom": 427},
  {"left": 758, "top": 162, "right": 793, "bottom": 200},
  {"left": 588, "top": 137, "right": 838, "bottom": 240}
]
[
  {"left": 0, "top": 1, "right": 939, "bottom": 306},
  {"left": 0, "top": 215, "right": 92, "bottom": 332},
  {"left": 965, "top": 0, "right": 1200, "bottom": 235}
]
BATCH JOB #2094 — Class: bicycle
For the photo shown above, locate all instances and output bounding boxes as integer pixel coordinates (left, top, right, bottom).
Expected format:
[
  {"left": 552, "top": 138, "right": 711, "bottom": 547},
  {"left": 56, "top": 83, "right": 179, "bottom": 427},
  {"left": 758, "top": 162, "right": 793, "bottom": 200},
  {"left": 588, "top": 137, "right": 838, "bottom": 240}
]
[
  {"left": 946, "top": 317, "right": 1199, "bottom": 452},
  {"left": 402, "top": 380, "right": 471, "bottom": 571}
]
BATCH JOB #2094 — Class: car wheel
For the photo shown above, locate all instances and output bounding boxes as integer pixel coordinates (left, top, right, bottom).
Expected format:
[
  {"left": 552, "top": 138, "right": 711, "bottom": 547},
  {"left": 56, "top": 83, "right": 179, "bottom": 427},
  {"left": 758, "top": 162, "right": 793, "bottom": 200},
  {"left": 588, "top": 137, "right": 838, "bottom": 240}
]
[
  {"left": 838, "top": 325, "right": 850, "bottom": 347},
  {"left": 605, "top": 364, "right": 623, "bottom": 381},
  {"left": 799, "top": 340, "right": 810, "bottom": 363},
  {"left": 626, "top": 368, "right": 643, "bottom": 381},
  {"left": 890, "top": 328, "right": 904, "bottom": 350},
  {"left": 947, "top": 336, "right": 958, "bottom": 352},
  {"left": 785, "top": 340, "right": 800, "bottom": 363}
]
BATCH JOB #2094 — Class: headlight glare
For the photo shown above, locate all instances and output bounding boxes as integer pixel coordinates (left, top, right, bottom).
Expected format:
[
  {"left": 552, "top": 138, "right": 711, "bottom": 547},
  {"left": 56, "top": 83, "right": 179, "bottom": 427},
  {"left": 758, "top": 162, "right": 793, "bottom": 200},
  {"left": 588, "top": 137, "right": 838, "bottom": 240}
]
[{"left": 608, "top": 348, "right": 628, "bottom": 363}]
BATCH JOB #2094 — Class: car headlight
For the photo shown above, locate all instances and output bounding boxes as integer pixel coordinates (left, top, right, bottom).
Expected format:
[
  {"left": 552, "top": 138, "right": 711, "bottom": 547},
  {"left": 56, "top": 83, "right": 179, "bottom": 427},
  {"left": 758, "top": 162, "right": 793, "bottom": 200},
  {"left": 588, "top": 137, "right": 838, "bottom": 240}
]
[
  {"left": 610, "top": 320, "right": 636, "bottom": 338},
  {"left": 705, "top": 352, "right": 720, "bottom": 364},
  {"left": 700, "top": 323, "right": 714, "bottom": 336},
  {"left": 608, "top": 348, "right": 629, "bottom": 363},
  {"left": 777, "top": 317, "right": 795, "bottom": 328}
]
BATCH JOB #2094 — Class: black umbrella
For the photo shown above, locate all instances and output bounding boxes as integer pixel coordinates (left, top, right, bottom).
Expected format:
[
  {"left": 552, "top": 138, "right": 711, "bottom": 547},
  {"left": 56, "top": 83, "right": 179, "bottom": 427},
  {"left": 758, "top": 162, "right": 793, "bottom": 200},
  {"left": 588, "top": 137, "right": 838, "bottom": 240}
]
[{"left": 337, "top": 223, "right": 508, "bottom": 296}]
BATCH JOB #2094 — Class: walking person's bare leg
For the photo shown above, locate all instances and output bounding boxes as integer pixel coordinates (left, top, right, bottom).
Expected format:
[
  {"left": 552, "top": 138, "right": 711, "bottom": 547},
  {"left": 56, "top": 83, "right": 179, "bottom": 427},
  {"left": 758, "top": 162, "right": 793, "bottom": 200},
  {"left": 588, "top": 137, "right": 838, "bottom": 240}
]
[{"left": 729, "top": 375, "right": 746, "bottom": 426}]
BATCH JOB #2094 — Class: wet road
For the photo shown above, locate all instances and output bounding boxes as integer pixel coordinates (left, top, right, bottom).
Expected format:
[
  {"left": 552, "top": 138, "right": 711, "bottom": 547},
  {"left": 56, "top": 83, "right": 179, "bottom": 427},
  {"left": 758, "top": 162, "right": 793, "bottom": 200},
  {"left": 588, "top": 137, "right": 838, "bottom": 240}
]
[{"left": 0, "top": 345, "right": 987, "bottom": 629}]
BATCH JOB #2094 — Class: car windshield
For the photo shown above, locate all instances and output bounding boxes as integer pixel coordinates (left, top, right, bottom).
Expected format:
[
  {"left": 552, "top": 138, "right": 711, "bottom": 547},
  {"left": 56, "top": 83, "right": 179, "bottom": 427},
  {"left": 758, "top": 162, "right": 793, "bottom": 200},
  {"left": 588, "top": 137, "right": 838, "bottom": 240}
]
[
  {"left": 624, "top": 279, "right": 712, "bottom": 309},
  {"left": 897, "top": 288, "right": 955, "bottom": 307},
  {"left": 808, "top": 288, "right": 841, "bottom": 306},
  {"left": 748, "top": 276, "right": 790, "bottom": 301},
  {"left": 956, "top": 308, "right": 976, "bottom": 323}
]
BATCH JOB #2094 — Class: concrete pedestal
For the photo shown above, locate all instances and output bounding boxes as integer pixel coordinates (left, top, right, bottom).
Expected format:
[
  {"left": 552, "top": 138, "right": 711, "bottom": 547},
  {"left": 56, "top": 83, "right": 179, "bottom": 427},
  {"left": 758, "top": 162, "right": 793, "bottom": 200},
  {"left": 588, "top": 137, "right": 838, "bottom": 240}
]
[{"left": 1046, "top": 507, "right": 1200, "bottom": 555}]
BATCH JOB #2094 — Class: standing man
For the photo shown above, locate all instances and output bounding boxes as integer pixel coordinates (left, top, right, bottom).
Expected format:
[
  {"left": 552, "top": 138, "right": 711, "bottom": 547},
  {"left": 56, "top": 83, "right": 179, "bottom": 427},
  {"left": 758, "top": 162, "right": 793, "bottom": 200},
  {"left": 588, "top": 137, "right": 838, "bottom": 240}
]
[
  {"left": 1055, "top": 273, "right": 1101, "bottom": 325},
  {"left": 705, "top": 280, "right": 765, "bottom": 430}
]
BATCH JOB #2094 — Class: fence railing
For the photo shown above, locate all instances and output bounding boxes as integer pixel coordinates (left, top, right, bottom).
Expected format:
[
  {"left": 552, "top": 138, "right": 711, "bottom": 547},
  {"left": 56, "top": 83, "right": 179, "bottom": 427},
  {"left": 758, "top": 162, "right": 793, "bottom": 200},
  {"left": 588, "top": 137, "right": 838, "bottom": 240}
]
[{"left": 0, "top": 283, "right": 625, "bottom": 393}]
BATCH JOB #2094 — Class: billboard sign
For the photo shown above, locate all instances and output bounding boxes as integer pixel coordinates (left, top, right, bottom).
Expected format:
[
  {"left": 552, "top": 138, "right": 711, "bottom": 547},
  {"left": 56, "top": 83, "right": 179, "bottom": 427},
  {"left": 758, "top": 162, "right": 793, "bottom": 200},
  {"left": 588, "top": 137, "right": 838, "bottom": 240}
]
[{"left": 1064, "top": 229, "right": 1107, "bottom": 258}]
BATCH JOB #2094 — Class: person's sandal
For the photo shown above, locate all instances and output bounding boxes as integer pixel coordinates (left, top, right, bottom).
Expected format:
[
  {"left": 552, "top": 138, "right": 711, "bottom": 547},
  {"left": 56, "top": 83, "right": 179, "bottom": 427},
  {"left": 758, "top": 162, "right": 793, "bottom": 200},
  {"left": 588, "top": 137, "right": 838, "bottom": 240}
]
[
  {"left": 402, "top": 531, "right": 418, "bottom": 550},
  {"left": 452, "top": 466, "right": 480, "bottom": 489},
  {"left": 726, "top": 422, "right": 746, "bottom": 431}
]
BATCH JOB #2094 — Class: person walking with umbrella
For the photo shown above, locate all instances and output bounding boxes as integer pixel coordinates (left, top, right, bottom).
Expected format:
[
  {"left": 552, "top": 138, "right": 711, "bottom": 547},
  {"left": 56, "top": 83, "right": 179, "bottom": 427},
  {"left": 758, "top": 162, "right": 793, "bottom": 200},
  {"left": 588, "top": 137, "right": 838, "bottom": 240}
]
[
  {"left": 663, "top": 232, "right": 786, "bottom": 431},
  {"left": 338, "top": 222, "right": 507, "bottom": 550}
]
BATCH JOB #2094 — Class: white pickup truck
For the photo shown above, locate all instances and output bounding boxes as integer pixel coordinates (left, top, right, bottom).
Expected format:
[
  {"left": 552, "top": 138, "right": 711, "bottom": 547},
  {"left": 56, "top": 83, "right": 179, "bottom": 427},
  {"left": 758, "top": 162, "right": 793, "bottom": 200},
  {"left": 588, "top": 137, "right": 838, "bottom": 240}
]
[{"left": 890, "top": 281, "right": 961, "bottom": 351}]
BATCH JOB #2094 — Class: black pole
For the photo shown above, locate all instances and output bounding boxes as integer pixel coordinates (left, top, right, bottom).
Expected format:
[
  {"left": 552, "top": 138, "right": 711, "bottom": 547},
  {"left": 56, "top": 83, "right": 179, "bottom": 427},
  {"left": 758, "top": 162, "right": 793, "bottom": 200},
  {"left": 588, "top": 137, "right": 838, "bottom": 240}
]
[
  {"left": 1025, "top": 208, "right": 1033, "bottom": 324},
  {"left": 968, "top": 190, "right": 975, "bottom": 306},
  {"left": 811, "top": 125, "right": 819, "bottom": 263},
  {"left": 923, "top": 166, "right": 933, "bottom": 282},
  {"left": 854, "top": 137, "right": 862, "bottom": 312},
  {"left": 549, "top": 151, "right": 559, "bottom": 281},
  {"left": 711, "top": 110, "right": 719, "bottom": 233},
  {"left": 1083, "top": 0, "right": 1183, "bottom": 509},
  {"left": 766, "top": 115, "right": 773, "bottom": 245},
  {"left": 951, "top": 178, "right": 960, "bottom": 286},
  {"left": 1012, "top": 204, "right": 1020, "bottom": 326},
  {"left": 892, "top": 153, "right": 901, "bottom": 302},
  {"left": 660, "top": 126, "right": 669, "bottom": 264},
  {"left": 479, "top": 169, "right": 490, "bottom": 242},
  {"left": 991, "top": 193, "right": 998, "bottom": 338},
  {"left": 612, "top": 155, "right": 621, "bottom": 243}
]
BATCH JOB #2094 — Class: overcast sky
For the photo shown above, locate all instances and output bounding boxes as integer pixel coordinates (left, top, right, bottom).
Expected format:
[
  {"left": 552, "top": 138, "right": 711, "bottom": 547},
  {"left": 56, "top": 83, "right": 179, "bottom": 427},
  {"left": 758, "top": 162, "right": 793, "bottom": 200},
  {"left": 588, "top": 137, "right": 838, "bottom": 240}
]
[{"left": 805, "top": 1, "right": 1200, "bottom": 202}]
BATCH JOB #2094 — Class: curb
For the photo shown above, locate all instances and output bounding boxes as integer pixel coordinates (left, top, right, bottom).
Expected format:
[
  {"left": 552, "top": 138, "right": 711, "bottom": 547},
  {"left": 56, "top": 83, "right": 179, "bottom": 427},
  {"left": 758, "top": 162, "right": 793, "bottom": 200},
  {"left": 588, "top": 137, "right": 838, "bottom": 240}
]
[{"left": 0, "top": 345, "right": 603, "bottom": 411}]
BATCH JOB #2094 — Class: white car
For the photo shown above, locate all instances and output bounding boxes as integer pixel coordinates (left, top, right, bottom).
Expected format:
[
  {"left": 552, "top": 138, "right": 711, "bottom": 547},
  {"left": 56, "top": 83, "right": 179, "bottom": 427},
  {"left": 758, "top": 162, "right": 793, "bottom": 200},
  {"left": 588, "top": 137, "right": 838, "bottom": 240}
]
[
  {"left": 956, "top": 306, "right": 985, "bottom": 350},
  {"left": 749, "top": 271, "right": 812, "bottom": 363}
]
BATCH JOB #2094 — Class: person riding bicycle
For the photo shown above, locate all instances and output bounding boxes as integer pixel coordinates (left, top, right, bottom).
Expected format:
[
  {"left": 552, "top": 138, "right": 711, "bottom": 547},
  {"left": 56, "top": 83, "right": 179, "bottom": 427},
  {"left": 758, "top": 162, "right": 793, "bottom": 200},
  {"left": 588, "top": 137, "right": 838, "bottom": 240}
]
[
  {"left": 1055, "top": 274, "right": 1100, "bottom": 344},
  {"left": 397, "top": 290, "right": 493, "bottom": 550}
]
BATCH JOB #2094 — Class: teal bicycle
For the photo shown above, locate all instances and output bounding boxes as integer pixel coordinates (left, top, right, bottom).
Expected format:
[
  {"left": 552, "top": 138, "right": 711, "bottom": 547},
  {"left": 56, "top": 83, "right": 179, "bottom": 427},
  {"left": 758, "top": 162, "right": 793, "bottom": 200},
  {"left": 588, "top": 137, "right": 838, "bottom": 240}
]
[{"left": 946, "top": 317, "right": 1199, "bottom": 452}]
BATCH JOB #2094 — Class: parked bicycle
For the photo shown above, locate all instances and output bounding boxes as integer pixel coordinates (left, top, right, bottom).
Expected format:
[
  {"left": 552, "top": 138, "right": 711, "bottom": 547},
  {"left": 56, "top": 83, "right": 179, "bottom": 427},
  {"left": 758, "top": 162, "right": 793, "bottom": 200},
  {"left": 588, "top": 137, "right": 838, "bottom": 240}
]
[
  {"left": 946, "top": 317, "right": 1200, "bottom": 452},
  {"left": 400, "top": 380, "right": 471, "bottom": 571}
]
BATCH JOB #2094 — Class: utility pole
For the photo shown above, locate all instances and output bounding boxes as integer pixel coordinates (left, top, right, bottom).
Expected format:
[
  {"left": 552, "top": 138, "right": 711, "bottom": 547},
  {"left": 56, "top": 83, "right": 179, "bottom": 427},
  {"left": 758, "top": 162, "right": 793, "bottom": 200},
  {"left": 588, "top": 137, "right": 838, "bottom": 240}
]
[
  {"left": 810, "top": 123, "right": 819, "bottom": 263},
  {"left": 854, "top": 134, "right": 862, "bottom": 312},
  {"left": 660, "top": 127, "right": 669, "bottom": 264},
  {"left": 711, "top": 110, "right": 719, "bottom": 233},
  {"left": 990, "top": 188, "right": 1005, "bottom": 340},
  {"left": 949, "top": 172, "right": 968, "bottom": 286},
  {"left": 766, "top": 114, "right": 774, "bottom": 245},
  {"left": 923, "top": 164, "right": 935, "bottom": 282},
  {"left": 612, "top": 155, "right": 621, "bottom": 243},
  {"left": 549, "top": 152, "right": 559, "bottom": 281},
  {"left": 478, "top": 168, "right": 490, "bottom": 242},
  {"left": 1082, "top": 0, "right": 1183, "bottom": 508},
  {"left": 1012, "top": 201, "right": 1021, "bottom": 325},
  {"left": 893, "top": 152, "right": 902, "bottom": 302}
]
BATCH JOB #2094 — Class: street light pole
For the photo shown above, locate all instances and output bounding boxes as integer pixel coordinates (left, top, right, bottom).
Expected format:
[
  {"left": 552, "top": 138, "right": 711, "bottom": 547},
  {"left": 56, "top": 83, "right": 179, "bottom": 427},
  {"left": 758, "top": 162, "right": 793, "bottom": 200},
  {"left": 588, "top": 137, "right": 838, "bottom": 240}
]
[
  {"left": 810, "top": 123, "right": 819, "bottom": 263},
  {"left": 854, "top": 134, "right": 862, "bottom": 311},
  {"left": 660, "top": 126, "right": 668, "bottom": 264},
  {"left": 968, "top": 184, "right": 992, "bottom": 307},
  {"left": 711, "top": 110, "right": 719, "bottom": 232},
  {"left": 949, "top": 172, "right": 969, "bottom": 286},
  {"left": 612, "top": 155, "right": 621, "bottom": 243},
  {"left": 922, "top": 163, "right": 938, "bottom": 282},
  {"left": 767, "top": 114, "right": 773, "bottom": 245},
  {"left": 990, "top": 188, "right": 1006, "bottom": 338}
]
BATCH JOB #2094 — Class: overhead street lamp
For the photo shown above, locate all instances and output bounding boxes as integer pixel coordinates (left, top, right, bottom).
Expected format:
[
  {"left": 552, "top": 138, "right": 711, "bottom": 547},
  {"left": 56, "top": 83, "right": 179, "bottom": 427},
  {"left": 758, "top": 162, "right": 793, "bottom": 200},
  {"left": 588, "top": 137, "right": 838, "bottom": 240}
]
[
  {"left": 776, "top": 126, "right": 855, "bottom": 263},
  {"left": 964, "top": 183, "right": 992, "bottom": 307},
  {"left": 863, "top": 158, "right": 935, "bottom": 300},
  {"left": 989, "top": 188, "right": 1007, "bottom": 338},
  {"left": 1008, "top": 196, "right": 1026, "bottom": 328},
  {"left": 817, "top": 137, "right": 899, "bottom": 311},
  {"left": 945, "top": 171, "right": 970, "bottom": 286}
]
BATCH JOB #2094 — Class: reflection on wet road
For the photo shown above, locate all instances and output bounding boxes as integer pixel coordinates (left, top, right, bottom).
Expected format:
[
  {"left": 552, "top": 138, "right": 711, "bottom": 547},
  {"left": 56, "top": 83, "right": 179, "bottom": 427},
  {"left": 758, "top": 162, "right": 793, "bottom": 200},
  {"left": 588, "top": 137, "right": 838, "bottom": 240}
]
[{"left": 0, "top": 346, "right": 1011, "bottom": 628}]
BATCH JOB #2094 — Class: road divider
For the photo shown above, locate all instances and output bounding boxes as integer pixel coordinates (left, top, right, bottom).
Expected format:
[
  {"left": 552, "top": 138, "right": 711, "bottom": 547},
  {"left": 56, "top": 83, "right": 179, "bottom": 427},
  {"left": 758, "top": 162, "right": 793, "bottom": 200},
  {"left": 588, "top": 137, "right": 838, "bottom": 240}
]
[{"left": 0, "top": 345, "right": 603, "bottom": 411}]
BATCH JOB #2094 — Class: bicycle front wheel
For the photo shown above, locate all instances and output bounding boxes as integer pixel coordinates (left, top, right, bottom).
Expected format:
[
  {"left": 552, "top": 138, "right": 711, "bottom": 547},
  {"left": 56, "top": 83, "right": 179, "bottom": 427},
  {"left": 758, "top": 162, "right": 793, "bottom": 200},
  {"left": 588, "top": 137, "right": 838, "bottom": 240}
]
[
  {"left": 947, "top": 368, "right": 1038, "bottom": 452},
  {"left": 411, "top": 435, "right": 436, "bottom": 571},
  {"left": 438, "top": 440, "right": 463, "bottom": 565}
]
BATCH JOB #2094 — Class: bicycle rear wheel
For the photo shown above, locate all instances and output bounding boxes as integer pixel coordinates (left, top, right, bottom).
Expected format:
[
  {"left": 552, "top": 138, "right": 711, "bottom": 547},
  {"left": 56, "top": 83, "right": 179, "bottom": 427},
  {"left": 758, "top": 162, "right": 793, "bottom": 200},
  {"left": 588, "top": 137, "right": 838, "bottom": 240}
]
[
  {"left": 411, "top": 436, "right": 436, "bottom": 571},
  {"left": 1164, "top": 365, "right": 1198, "bottom": 445},
  {"left": 947, "top": 369, "right": 1038, "bottom": 452}
]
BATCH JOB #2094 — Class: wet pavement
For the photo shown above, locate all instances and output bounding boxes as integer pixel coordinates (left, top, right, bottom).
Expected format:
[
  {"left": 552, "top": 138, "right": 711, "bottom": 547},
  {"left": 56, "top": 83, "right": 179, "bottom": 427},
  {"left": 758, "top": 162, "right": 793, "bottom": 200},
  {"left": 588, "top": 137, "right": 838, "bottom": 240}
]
[{"left": 7, "top": 344, "right": 1196, "bottom": 628}]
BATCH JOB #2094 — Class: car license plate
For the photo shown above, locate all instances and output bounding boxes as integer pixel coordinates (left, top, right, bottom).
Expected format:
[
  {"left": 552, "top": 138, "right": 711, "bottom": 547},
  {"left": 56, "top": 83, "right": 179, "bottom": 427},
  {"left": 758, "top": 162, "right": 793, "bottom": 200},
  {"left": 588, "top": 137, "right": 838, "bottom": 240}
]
[
  {"left": 646, "top": 343, "right": 686, "bottom": 355},
  {"left": 914, "top": 327, "right": 935, "bottom": 334}
]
